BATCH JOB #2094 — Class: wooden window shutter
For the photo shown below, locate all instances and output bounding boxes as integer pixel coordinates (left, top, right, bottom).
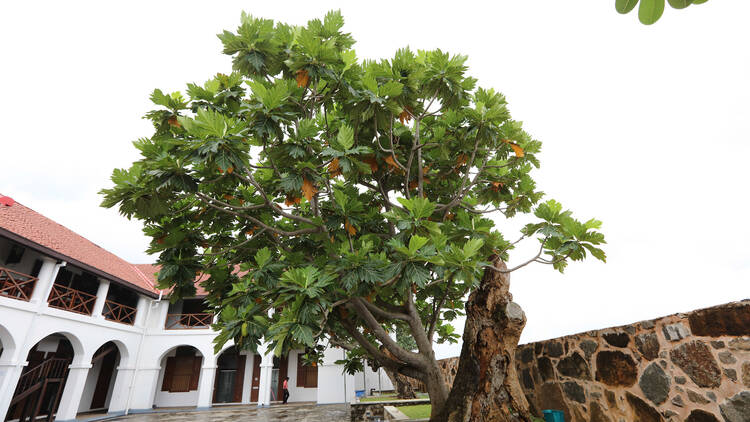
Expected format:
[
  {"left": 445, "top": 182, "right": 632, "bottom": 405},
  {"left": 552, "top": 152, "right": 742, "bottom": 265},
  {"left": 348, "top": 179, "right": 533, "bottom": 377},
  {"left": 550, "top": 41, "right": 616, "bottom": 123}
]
[
  {"left": 296, "top": 353, "right": 305, "bottom": 387},
  {"left": 189, "top": 355, "right": 202, "bottom": 391},
  {"left": 307, "top": 363, "right": 318, "bottom": 388},
  {"left": 162, "top": 357, "right": 175, "bottom": 391},
  {"left": 232, "top": 355, "right": 246, "bottom": 403}
]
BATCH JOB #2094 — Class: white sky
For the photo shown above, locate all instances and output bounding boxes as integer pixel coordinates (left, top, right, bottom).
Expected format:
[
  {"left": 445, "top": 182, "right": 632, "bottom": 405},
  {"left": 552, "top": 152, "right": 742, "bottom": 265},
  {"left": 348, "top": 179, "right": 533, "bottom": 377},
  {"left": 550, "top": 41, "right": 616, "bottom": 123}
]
[{"left": 1, "top": 1, "right": 748, "bottom": 359}]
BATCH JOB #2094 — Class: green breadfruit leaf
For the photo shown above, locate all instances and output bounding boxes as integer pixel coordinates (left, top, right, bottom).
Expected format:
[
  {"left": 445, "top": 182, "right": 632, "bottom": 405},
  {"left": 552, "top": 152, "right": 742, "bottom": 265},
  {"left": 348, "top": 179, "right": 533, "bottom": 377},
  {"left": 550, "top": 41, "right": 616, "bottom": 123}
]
[
  {"left": 615, "top": 0, "right": 640, "bottom": 14},
  {"left": 378, "top": 80, "right": 403, "bottom": 98},
  {"left": 397, "top": 197, "right": 435, "bottom": 220},
  {"left": 255, "top": 247, "right": 271, "bottom": 267},
  {"left": 639, "top": 0, "right": 665, "bottom": 24},
  {"left": 341, "top": 50, "right": 357, "bottom": 72},
  {"left": 667, "top": 0, "right": 693, "bottom": 8},
  {"left": 692, "top": 0, "right": 707, "bottom": 3},
  {"left": 462, "top": 238, "right": 484, "bottom": 259},
  {"left": 582, "top": 243, "right": 607, "bottom": 262},
  {"left": 150, "top": 89, "right": 170, "bottom": 107},
  {"left": 292, "top": 324, "right": 314, "bottom": 347},
  {"left": 408, "top": 235, "right": 429, "bottom": 254},
  {"left": 335, "top": 124, "right": 354, "bottom": 150}
]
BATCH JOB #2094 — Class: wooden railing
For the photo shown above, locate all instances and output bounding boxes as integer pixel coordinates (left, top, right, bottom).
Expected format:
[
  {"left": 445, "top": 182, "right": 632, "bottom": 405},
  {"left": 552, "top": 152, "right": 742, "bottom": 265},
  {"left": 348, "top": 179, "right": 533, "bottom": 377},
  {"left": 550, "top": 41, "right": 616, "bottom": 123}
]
[
  {"left": 165, "top": 312, "right": 214, "bottom": 329},
  {"left": 13, "top": 358, "right": 69, "bottom": 398},
  {"left": 47, "top": 284, "right": 97, "bottom": 315},
  {"left": 103, "top": 300, "right": 137, "bottom": 325},
  {"left": 0, "top": 267, "right": 38, "bottom": 301}
]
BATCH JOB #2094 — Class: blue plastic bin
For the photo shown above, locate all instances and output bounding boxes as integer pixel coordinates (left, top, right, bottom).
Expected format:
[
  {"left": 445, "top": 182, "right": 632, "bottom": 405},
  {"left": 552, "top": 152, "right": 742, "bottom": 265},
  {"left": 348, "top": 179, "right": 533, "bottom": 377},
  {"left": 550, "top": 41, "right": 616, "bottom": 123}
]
[
  {"left": 543, "top": 409, "right": 565, "bottom": 422},
  {"left": 355, "top": 389, "right": 365, "bottom": 398}
]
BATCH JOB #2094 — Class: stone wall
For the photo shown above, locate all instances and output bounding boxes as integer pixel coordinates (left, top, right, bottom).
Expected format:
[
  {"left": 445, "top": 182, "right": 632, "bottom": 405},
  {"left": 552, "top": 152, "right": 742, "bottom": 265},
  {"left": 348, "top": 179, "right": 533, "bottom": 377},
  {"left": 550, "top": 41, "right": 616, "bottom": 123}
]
[
  {"left": 405, "top": 300, "right": 749, "bottom": 421},
  {"left": 510, "top": 300, "right": 750, "bottom": 422}
]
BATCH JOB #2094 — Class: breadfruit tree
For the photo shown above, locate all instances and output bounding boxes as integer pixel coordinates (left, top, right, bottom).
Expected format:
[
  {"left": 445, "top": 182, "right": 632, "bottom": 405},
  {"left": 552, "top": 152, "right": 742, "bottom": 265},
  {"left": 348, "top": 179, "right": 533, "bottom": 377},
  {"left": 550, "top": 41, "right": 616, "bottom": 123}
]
[{"left": 101, "top": 11, "right": 605, "bottom": 421}]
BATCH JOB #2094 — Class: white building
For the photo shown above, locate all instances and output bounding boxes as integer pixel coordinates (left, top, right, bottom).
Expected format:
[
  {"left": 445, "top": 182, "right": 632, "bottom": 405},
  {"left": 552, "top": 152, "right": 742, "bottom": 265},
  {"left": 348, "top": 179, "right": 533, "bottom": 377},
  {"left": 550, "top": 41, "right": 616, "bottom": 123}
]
[{"left": 0, "top": 195, "right": 392, "bottom": 421}]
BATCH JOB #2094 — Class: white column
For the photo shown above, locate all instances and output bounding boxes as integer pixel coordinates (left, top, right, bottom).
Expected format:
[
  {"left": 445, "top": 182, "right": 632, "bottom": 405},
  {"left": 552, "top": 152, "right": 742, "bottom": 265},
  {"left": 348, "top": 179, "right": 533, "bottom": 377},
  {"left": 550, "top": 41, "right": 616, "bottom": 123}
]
[
  {"left": 106, "top": 366, "right": 134, "bottom": 414},
  {"left": 91, "top": 279, "right": 110, "bottom": 318},
  {"left": 127, "top": 367, "right": 161, "bottom": 411},
  {"left": 257, "top": 347, "right": 273, "bottom": 407},
  {"left": 0, "top": 361, "right": 24, "bottom": 421},
  {"left": 55, "top": 364, "right": 91, "bottom": 421},
  {"left": 29, "top": 257, "right": 58, "bottom": 305},
  {"left": 196, "top": 365, "right": 217, "bottom": 409},
  {"left": 241, "top": 353, "right": 253, "bottom": 403},
  {"left": 133, "top": 295, "right": 149, "bottom": 327}
]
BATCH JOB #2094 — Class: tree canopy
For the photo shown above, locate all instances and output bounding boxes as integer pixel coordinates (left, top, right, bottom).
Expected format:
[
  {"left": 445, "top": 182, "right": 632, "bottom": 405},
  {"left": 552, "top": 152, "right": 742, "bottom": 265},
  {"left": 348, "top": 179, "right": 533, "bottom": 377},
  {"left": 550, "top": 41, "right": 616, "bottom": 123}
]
[{"left": 101, "top": 10, "right": 605, "bottom": 416}]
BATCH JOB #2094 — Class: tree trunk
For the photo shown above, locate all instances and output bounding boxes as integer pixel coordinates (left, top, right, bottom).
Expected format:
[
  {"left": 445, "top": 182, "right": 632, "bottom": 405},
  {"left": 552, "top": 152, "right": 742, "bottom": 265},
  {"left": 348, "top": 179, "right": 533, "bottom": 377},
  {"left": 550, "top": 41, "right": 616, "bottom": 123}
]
[
  {"left": 376, "top": 348, "right": 418, "bottom": 399},
  {"left": 382, "top": 366, "right": 417, "bottom": 399},
  {"left": 432, "top": 257, "right": 532, "bottom": 422}
]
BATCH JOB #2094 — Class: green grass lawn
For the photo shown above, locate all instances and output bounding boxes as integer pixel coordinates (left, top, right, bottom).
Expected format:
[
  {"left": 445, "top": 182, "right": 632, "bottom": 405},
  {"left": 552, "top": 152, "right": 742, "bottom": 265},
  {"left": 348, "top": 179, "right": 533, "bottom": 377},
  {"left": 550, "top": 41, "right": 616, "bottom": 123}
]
[
  {"left": 396, "top": 404, "right": 432, "bottom": 419},
  {"left": 359, "top": 392, "right": 428, "bottom": 402}
]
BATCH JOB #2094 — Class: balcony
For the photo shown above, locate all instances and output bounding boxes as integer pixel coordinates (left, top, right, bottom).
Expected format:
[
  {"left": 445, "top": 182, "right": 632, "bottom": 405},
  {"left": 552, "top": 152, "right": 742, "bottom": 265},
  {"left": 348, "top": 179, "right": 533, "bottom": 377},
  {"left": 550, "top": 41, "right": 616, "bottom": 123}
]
[
  {"left": 102, "top": 300, "right": 137, "bottom": 325},
  {"left": 165, "top": 313, "right": 214, "bottom": 330},
  {"left": 0, "top": 267, "right": 37, "bottom": 301},
  {"left": 47, "top": 284, "right": 97, "bottom": 315}
]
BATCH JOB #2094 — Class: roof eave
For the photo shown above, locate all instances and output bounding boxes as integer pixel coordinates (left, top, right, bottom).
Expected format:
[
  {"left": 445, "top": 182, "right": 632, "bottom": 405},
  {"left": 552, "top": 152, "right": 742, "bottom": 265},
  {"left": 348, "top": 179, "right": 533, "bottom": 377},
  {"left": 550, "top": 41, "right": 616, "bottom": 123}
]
[{"left": 0, "top": 227, "right": 160, "bottom": 299}]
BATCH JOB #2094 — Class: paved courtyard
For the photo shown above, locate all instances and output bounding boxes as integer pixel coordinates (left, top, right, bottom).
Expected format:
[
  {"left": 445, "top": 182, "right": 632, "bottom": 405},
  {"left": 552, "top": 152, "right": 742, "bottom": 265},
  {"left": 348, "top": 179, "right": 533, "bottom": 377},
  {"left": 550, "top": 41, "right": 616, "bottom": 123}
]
[{"left": 106, "top": 403, "right": 350, "bottom": 422}]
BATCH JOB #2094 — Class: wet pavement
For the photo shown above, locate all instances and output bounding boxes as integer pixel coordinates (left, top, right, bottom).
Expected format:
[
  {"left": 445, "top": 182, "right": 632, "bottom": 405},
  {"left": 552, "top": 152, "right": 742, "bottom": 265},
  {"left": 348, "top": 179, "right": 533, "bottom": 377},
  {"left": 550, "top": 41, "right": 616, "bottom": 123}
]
[{"left": 107, "top": 403, "right": 350, "bottom": 422}]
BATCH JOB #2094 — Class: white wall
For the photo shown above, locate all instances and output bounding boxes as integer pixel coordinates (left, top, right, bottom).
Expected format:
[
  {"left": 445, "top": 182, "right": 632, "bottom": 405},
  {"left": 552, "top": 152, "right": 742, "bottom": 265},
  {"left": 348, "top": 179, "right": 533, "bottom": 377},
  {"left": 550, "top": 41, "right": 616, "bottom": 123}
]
[
  {"left": 152, "top": 348, "right": 202, "bottom": 408},
  {"left": 0, "top": 264, "right": 362, "bottom": 418},
  {"left": 78, "top": 353, "right": 121, "bottom": 412},
  {"left": 285, "top": 350, "right": 317, "bottom": 403},
  {"left": 316, "top": 347, "right": 355, "bottom": 404},
  {"left": 78, "top": 357, "right": 103, "bottom": 412},
  {"left": 240, "top": 352, "right": 254, "bottom": 403},
  {"left": 357, "top": 361, "right": 393, "bottom": 394}
]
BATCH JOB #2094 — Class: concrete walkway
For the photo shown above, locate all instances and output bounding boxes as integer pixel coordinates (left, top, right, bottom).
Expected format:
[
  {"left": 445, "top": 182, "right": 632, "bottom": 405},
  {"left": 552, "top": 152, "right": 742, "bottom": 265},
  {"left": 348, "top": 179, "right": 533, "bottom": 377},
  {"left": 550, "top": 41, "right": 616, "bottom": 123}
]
[{"left": 106, "top": 403, "right": 350, "bottom": 422}]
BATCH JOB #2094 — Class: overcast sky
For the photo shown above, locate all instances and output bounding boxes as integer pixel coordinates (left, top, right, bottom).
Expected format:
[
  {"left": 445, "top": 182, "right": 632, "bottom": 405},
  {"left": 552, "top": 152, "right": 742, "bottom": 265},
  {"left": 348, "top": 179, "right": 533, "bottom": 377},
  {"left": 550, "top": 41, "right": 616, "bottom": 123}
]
[{"left": 1, "top": 1, "right": 747, "bottom": 358}]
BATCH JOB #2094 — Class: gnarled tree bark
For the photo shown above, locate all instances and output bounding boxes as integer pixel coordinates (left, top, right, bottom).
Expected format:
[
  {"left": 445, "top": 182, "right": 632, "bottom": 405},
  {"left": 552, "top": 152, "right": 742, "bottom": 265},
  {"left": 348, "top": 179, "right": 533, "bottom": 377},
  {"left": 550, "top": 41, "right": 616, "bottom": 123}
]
[
  {"left": 433, "top": 257, "right": 532, "bottom": 422},
  {"left": 378, "top": 347, "right": 417, "bottom": 399}
]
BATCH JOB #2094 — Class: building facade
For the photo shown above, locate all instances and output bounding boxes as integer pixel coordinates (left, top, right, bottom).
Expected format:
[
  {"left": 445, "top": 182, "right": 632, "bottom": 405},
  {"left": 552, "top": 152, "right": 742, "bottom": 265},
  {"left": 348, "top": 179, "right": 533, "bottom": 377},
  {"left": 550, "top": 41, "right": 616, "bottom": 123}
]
[{"left": 0, "top": 196, "right": 385, "bottom": 421}]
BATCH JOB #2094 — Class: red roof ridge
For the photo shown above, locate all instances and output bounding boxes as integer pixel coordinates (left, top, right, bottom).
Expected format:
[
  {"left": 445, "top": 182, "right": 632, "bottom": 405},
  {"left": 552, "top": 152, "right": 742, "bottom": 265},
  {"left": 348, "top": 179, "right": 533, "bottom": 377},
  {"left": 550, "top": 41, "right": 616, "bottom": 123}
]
[{"left": 131, "top": 263, "right": 160, "bottom": 290}]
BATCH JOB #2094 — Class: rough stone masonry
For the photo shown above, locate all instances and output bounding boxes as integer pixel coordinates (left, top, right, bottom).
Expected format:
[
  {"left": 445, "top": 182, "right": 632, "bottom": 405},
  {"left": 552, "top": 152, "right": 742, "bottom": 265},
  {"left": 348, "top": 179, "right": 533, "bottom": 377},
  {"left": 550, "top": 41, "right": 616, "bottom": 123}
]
[{"left": 434, "top": 300, "right": 750, "bottom": 422}]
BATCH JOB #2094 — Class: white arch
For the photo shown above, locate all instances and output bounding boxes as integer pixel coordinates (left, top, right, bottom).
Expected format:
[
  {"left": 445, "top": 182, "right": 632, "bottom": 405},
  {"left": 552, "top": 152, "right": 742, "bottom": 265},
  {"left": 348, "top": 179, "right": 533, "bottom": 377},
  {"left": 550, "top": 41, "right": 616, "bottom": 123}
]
[
  {"left": 155, "top": 343, "right": 206, "bottom": 365},
  {"left": 24, "top": 330, "right": 86, "bottom": 365},
  {"left": 0, "top": 322, "right": 17, "bottom": 362},
  {"left": 215, "top": 341, "right": 237, "bottom": 358},
  {"left": 90, "top": 339, "right": 131, "bottom": 368}
]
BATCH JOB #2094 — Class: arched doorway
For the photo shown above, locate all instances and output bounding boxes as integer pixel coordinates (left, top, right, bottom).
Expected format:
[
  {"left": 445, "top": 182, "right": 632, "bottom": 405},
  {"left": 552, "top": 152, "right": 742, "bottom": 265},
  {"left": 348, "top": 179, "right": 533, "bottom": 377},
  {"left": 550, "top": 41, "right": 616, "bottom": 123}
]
[
  {"left": 77, "top": 342, "right": 122, "bottom": 416},
  {"left": 154, "top": 345, "right": 203, "bottom": 408},
  {"left": 212, "top": 346, "right": 245, "bottom": 404},
  {"left": 0, "top": 323, "right": 15, "bottom": 362},
  {"left": 7, "top": 333, "right": 77, "bottom": 421}
]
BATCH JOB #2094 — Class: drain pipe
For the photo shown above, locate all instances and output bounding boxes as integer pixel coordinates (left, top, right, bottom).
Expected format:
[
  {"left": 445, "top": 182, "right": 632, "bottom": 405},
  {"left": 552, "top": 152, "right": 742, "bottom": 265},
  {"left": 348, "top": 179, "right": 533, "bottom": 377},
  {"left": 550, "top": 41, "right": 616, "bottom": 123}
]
[{"left": 124, "top": 290, "right": 162, "bottom": 415}]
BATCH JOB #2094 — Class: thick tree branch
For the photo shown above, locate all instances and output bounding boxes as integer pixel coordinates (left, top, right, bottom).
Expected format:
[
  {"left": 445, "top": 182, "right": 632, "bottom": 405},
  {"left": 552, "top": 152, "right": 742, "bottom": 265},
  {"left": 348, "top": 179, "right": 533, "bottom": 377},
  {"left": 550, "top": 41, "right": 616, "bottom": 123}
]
[
  {"left": 349, "top": 299, "right": 426, "bottom": 369},
  {"left": 404, "top": 290, "right": 435, "bottom": 358},
  {"left": 358, "top": 298, "right": 411, "bottom": 321},
  {"left": 340, "top": 317, "right": 404, "bottom": 370}
]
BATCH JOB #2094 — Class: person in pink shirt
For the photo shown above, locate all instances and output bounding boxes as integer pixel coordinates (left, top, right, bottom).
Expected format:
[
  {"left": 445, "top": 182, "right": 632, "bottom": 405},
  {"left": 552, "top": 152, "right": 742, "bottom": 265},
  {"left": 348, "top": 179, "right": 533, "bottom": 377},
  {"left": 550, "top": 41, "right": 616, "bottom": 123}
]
[{"left": 282, "top": 376, "right": 290, "bottom": 404}]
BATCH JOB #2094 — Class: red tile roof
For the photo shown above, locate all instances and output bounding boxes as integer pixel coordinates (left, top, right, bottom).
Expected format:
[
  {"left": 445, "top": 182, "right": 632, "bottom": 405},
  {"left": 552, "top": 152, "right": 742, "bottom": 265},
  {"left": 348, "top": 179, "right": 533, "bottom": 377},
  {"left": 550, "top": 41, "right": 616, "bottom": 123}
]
[{"left": 0, "top": 195, "right": 161, "bottom": 295}]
